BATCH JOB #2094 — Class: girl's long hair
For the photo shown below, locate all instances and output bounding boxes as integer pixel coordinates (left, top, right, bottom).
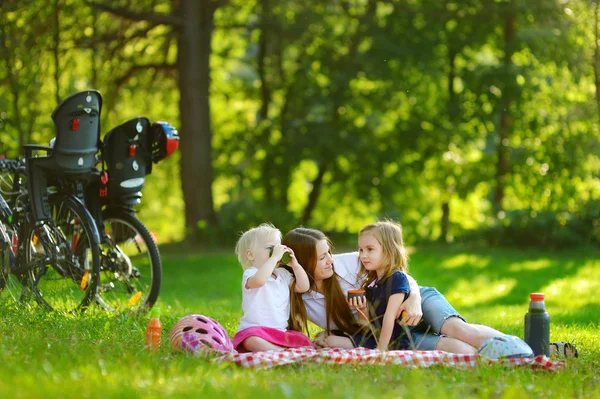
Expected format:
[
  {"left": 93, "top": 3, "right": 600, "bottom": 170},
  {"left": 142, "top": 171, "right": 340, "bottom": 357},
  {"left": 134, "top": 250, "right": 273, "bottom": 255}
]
[
  {"left": 283, "top": 228, "right": 359, "bottom": 337},
  {"left": 359, "top": 220, "right": 409, "bottom": 289}
]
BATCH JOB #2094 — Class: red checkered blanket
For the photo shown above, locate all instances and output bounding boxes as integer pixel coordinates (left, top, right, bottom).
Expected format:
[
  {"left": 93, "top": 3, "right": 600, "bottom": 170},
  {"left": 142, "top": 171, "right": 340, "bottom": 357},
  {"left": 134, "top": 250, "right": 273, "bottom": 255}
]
[{"left": 213, "top": 347, "right": 565, "bottom": 370}]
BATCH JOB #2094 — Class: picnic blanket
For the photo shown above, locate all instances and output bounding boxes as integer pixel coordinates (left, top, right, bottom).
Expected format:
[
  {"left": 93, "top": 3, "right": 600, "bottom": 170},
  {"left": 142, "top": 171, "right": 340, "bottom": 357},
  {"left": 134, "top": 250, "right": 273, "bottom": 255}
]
[{"left": 213, "top": 347, "right": 565, "bottom": 371}]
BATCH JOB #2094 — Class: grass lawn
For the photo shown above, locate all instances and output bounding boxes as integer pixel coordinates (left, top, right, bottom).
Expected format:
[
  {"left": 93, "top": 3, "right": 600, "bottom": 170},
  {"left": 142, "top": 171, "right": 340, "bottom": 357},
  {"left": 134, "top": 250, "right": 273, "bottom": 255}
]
[{"left": 1, "top": 244, "right": 599, "bottom": 398}]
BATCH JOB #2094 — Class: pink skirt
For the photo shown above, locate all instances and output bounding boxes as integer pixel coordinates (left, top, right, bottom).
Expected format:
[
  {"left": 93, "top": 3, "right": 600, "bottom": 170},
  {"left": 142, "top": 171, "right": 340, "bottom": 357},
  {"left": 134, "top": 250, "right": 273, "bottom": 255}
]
[{"left": 232, "top": 326, "right": 314, "bottom": 352}]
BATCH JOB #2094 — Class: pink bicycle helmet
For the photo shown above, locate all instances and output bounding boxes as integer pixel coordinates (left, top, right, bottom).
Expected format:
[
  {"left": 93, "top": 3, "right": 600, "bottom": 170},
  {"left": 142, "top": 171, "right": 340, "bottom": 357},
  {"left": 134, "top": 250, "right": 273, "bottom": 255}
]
[{"left": 170, "top": 314, "right": 234, "bottom": 354}]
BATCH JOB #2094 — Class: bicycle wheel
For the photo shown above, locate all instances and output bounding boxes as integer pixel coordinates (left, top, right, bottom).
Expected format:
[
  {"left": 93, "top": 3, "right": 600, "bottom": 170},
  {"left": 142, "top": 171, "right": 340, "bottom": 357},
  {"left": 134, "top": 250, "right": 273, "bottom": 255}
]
[
  {"left": 1, "top": 167, "right": 29, "bottom": 304},
  {"left": 25, "top": 195, "right": 100, "bottom": 312},
  {"left": 0, "top": 231, "right": 28, "bottom": 304},
  {"left": 0, "top": 224, "right": 28, "bottom": 305},
  {"left": 95, "top": 209, "right": 161, "bottom": 313}
]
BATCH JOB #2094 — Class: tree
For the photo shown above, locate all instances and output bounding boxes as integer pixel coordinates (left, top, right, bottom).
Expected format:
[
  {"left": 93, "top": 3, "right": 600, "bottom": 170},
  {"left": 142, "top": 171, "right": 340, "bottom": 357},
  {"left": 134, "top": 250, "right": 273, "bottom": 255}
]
[
  {"left": 90, "top": 0, "right": 222, "bottom": 239},
  {"left": 0, "top": 1, "right": 55, "bottom": 155},
  {"left": 594, "top": 1, "right": 600, "bottom": 117}
]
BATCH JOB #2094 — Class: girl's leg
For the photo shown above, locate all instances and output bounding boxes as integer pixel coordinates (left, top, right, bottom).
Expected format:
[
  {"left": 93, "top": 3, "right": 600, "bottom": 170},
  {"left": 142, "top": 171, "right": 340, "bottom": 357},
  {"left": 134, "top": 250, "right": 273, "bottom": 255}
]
[
  {"left": 439, "top": 317, "right": 504, "bottom": 349},
  {"left": 240, "top": 336, "right": 285, "bottom": 352},
  {"left": 435, "top": 336, "right": 477, "bottom": 354},
  {"left": 420, "top": 287, "right": 504, "bottom": 348}
]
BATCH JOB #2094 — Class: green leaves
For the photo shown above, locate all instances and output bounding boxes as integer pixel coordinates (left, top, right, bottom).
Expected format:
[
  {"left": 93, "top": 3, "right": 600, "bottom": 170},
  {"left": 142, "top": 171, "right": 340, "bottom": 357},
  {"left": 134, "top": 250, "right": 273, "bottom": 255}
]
[{"left": 0, "top": 0, "right": 598, "bottom": 244}]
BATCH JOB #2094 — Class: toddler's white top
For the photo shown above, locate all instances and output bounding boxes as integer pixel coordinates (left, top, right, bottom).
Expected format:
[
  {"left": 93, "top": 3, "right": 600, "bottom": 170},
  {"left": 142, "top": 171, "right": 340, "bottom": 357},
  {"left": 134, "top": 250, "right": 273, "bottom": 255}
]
[{"left": 237, "top": 266, "right": 294, "bottom": 332}]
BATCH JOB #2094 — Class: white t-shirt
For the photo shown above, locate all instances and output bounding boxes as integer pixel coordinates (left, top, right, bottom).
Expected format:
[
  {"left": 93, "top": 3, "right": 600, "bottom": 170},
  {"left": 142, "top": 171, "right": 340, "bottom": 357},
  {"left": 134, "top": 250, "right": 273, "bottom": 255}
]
[
  {"left": 237, "top": 266, "right": 294, "bottom": 332},
  {"left": 301, "top": 252, "right": 363, "bottom": 330}
]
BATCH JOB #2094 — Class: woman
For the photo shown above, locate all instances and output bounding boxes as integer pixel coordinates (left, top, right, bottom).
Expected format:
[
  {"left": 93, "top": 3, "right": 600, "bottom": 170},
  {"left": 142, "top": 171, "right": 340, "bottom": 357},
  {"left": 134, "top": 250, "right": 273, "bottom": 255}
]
[{"left": 283, "top": 227, "right": 504, "bottom": 353}]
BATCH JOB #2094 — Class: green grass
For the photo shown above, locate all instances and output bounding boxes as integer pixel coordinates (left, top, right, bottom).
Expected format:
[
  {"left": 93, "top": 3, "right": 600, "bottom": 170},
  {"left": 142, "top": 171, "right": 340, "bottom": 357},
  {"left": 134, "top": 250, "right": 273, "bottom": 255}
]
[{"left": 1, "top": 244, "right": 600, "bottom": 398}]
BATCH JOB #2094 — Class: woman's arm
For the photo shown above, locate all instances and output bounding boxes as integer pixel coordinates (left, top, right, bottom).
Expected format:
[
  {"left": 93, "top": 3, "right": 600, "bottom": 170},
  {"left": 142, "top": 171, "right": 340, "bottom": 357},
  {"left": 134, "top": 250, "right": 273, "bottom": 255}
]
[
  {"left": 397, "top": 275, "right": 422, "bottom": 326},
  {"left": 246, "top": 245, "right": 287, "bottom": 289},
  {"left": 378, "top": 293, "right": 406, "bottom": 351}
]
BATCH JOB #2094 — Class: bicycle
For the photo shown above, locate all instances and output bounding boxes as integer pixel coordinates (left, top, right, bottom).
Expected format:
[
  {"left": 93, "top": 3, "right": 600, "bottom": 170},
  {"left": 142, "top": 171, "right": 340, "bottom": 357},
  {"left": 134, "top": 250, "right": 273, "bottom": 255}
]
[
  {"left": 85, "top": 117, "right": 179, "bottom": 313},
  {"left": 0, "top": 90, "right": 103, "bottom": 312},
  {"left": 0, "top": 158, "right": 101, "bottom": 312}
]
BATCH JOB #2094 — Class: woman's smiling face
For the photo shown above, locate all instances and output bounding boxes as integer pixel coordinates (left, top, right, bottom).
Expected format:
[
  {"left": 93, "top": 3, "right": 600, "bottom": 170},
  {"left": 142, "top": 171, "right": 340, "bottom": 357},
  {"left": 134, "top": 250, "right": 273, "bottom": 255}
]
[{"left": 312, "top": 239, "right": 334, "bottom": 282}]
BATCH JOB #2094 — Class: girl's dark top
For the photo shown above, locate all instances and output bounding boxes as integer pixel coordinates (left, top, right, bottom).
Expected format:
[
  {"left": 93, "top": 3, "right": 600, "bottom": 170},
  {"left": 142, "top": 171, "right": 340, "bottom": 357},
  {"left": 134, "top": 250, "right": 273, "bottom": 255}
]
[{"left": 349, "top": 270, "right": 411, "bottom": 350}]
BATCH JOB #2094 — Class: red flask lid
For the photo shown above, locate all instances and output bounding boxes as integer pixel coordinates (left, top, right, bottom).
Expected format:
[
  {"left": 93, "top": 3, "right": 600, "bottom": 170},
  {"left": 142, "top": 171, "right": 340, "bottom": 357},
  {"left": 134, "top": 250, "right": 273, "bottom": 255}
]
[{"left": 530, "top": 292, "right": 545, "bottom": 301}]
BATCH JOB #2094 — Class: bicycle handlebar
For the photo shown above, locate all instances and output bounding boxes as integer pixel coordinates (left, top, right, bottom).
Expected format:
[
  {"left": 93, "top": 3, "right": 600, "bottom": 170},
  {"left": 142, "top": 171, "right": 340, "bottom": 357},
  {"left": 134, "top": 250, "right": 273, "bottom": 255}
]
[{"left": 0, "top": 159, "right": 25, "bottom": 173}]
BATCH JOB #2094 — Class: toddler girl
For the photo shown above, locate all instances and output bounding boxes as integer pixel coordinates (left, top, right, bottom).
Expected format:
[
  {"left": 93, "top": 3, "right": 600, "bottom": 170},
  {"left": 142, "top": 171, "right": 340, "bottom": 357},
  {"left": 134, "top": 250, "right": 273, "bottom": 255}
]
[{"left": 232, "top": 223, "right": 313, "bottom": 352}]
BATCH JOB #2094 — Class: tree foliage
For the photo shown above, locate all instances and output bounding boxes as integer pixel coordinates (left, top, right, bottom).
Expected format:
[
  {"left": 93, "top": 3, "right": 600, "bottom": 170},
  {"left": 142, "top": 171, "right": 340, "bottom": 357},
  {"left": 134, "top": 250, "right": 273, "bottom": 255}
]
[{"left": 1, "top": 0, "right": 598, "bottom": 247}]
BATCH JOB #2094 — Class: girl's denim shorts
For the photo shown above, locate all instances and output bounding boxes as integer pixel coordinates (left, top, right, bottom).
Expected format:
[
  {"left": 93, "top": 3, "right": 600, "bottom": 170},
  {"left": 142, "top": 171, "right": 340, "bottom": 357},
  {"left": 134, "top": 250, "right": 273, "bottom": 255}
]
[{"left": 406, "top": 286, "right": 466, "bottom": 350}]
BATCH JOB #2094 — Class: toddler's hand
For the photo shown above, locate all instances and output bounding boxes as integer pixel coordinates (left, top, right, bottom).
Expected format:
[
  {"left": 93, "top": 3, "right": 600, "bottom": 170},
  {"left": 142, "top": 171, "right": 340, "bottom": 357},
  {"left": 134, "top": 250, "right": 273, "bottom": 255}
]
[
  {"left": 270, "top": 244, "right": 289, "bottom": 261},
  {"left": 287, "top": 250, "right": 302, "bottom": 268}
]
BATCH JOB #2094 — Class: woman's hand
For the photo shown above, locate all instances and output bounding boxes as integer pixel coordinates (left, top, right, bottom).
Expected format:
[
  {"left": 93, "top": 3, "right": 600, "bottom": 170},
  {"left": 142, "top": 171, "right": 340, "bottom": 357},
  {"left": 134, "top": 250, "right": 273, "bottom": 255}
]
[
  {"left": 396, "top": 292, "right": 422, "bottom": 326},
  {"left": 313, "top": 331, "right": 327, "bottom": 348}
]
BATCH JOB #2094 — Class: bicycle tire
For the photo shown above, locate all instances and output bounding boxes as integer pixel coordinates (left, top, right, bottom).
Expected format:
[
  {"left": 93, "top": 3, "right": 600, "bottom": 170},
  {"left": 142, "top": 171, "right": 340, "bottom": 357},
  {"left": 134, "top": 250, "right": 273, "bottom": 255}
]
[
  {"left": 0, "top": 224, "right": 28, "bottom": 305},
  {"left": 0, "top": 219, "right": 11, "bottom": 291},
  {"left": 1, "top": 171, "right": 31, "bottom": 306},
  {"left": 95, "top": 209, "right": 161, "bottom": 313},
  {"left": 26, "top": 195, "right": 101, "bottom": 312}
]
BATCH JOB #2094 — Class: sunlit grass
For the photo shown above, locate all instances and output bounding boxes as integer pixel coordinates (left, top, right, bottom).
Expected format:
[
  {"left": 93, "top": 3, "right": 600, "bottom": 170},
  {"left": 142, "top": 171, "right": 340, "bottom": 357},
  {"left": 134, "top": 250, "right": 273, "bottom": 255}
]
[
  {"left": 446, "top": 276, "right": 517, "bottom": 307},
  {"left": 508, "top": 259, "right": 553, "bottom": 272},
  {"left": 544, "top": 264, "right": 600, "bottom": 309},
  {"left": 1, "top": 244, "right": 599, "bottom": 398},
  {"left": 440, "top": 253, "right": 491, "bottom": 270}
]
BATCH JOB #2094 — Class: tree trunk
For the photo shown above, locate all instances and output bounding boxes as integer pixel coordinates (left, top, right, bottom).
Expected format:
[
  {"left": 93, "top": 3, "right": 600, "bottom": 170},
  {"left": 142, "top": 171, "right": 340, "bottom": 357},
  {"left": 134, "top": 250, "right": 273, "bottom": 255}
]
[
  {"left": 441, "top": 46, "right": 457, "bottom": 242},
  {"left": 298, "top": 0, "right": 378, "bottom": 225},
  {"left": 257, "top": 0, "right": 271, "bottom": 123},
  {"left": 0, "top": 24, "right": 25, "bottom": 153},
  {"left": 177, "top": 0, "right": 217, "bottom": 237},
  {"left": 440, "top": 202, "right": 450, "bottom": 242},
  {"left": 300, "top": 161, "right": 328, "bottom": 225},
  {"left": 91, "top": 7, "right": 98, "bottom": 87},
  {"left": 257, "top": 0, "right": 275, "bottom": 204},
  {"left": 494, "top": 10, "right": 515, "bottom": 214},
  {"left": 594, "top": 1, "right": 600, "bottom": 118},
  {"left": 54, "top": 0, "right": 61, "bottom": 104}
]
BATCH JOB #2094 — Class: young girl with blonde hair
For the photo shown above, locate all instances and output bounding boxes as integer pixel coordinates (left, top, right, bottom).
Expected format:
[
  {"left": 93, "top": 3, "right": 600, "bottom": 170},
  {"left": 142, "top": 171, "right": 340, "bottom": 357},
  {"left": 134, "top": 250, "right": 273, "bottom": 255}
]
[{"left": 350, "top": 220, "right": 412, "bottom": 351}]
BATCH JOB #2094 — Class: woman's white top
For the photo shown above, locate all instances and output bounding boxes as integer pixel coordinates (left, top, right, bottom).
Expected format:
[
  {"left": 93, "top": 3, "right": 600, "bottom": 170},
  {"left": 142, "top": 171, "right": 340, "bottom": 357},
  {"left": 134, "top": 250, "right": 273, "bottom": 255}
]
[
  {"left": 237, "top": 266, "right": 294, "bottom": 332},
  {"left": 301, "top": 252, "right": 363, "bottom": 330}
]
